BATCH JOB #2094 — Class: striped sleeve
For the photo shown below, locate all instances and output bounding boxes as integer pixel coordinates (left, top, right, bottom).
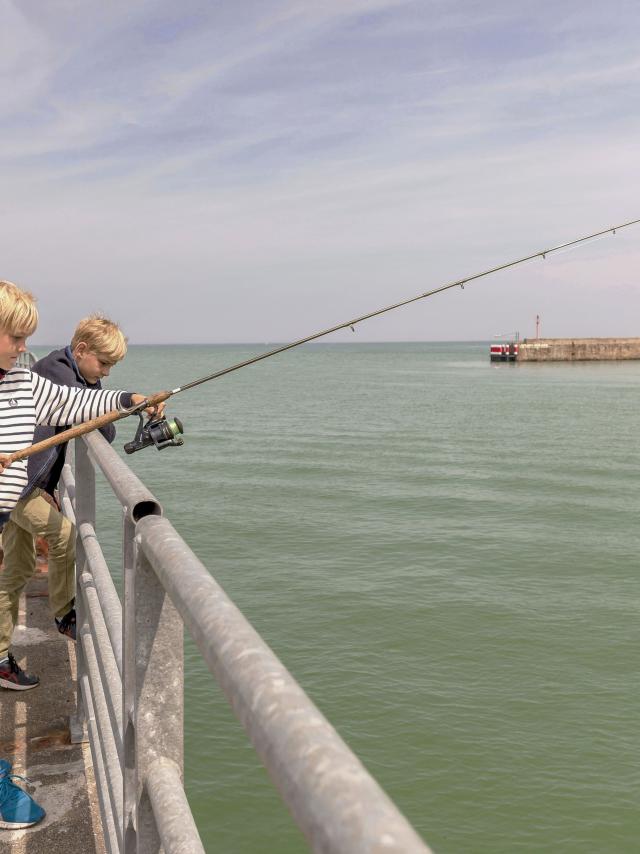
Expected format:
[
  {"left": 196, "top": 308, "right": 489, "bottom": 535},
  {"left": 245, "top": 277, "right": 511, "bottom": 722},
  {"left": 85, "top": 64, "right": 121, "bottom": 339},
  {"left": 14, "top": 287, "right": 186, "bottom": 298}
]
[{"left": 31, "top": 373, "right": 124, "bottom": 427}]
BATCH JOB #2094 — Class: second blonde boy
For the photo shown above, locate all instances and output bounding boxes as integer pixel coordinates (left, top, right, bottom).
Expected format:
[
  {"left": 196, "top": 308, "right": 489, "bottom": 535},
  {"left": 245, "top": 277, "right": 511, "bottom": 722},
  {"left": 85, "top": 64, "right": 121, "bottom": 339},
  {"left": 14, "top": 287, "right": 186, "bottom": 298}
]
[{"left": 0, "top": 292, "right": 155, "bottom": 690}]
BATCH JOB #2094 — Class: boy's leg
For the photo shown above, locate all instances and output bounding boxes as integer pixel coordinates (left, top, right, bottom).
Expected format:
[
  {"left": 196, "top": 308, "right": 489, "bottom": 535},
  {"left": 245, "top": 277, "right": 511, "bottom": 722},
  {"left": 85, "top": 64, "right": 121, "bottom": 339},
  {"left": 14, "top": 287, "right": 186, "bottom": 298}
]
[
  {"left": 9, "top": 490, "right": 75, "bottom": 622},
  {"left": 0, "top": 515, "right": 37, "bottom": 660}
]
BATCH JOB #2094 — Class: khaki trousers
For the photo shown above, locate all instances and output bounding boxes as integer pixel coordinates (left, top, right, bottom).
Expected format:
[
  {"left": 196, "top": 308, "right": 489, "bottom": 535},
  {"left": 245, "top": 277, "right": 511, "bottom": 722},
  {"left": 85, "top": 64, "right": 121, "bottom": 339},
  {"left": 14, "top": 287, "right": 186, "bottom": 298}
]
[{"left": 0, "top": 489, "right": 75, "bottom": 659}]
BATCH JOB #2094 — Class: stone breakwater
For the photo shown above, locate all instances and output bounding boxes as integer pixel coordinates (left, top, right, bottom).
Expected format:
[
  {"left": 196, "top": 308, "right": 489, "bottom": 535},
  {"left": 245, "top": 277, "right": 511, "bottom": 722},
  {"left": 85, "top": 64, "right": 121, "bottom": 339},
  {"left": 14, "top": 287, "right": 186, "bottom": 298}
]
[{"left": 517, "top": 338, "right": 640, "bottom": 361}]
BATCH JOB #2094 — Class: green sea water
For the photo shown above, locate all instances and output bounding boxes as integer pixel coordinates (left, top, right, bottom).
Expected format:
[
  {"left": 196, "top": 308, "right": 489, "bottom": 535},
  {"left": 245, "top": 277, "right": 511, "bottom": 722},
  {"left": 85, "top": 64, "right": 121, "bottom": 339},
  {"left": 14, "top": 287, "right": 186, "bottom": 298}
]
[{"left": 34, "top": 341, "right": 639, "bottom": 853}]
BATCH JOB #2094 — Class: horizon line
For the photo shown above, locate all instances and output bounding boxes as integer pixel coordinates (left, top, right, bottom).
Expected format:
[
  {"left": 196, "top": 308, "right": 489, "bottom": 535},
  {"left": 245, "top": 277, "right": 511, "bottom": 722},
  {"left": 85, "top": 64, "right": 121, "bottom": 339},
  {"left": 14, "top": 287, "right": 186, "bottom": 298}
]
[{"left": 27, "top": 339, "right": 500, "bottom": 348}]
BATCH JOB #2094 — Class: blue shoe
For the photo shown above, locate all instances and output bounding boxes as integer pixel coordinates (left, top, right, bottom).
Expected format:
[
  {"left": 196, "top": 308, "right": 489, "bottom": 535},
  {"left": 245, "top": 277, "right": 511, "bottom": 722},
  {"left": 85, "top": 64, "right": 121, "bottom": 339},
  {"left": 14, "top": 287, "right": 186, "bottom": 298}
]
[{"left": 0, "top": 759, "right": 45, "bottom": 829}]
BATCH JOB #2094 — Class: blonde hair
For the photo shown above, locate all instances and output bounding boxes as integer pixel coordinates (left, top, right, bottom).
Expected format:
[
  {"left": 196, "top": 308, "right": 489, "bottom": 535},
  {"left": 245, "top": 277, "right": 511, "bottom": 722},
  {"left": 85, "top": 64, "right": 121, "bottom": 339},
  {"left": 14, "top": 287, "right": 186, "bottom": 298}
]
[
  {"left": 71, "top": 314, "right": 128, "bottom": 363},
  {"left": 0, "top": 280, "right": 38, "bottom": 336}
]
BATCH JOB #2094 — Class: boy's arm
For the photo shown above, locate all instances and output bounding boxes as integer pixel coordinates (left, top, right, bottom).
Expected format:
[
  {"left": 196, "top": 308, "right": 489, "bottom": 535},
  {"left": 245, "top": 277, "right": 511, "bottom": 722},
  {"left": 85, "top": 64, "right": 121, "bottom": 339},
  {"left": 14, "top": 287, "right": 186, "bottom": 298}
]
[
  {"left": 31, "top": 374, "right": 163, "bottom": 427},
  {"left": 32, "top": 372, "right": 125, "bottom": 426}
]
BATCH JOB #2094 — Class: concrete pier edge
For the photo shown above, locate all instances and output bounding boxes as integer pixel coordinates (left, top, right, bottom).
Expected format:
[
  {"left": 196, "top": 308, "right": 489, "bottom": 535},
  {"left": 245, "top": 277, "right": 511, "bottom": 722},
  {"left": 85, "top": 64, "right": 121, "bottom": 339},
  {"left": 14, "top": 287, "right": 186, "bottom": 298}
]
[{"left": 518, "top": 336, "right": 640, "bottom": 361}]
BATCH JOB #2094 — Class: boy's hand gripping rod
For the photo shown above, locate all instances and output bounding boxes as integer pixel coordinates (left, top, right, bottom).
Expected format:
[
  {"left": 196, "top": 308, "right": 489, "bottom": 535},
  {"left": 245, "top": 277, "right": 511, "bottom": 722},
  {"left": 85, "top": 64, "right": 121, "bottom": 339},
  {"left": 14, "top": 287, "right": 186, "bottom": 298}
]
[{"left": 5, "top": 216, "right": 640, "bottom": 467}]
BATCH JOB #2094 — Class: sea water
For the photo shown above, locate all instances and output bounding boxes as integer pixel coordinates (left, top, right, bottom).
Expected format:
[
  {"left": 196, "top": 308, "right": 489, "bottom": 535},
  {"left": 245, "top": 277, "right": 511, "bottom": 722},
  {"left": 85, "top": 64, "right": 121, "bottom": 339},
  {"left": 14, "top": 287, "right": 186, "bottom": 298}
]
[{"left": 32, "top": 342, "right": 638, "bottom": 853}]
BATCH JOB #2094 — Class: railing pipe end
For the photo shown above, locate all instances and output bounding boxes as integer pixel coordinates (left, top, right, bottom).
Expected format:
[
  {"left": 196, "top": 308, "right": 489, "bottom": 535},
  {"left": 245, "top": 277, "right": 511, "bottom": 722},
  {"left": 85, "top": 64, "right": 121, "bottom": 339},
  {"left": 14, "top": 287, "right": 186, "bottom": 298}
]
[{"left": 131, "top": 499, "right": 162, "bottom": 523}]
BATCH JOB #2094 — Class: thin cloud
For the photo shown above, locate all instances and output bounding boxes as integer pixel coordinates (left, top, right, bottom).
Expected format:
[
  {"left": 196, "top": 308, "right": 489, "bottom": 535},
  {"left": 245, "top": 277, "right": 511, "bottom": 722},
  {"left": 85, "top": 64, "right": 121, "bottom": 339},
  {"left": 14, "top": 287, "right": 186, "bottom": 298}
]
[{"left": 0, "top": 0, "right": 639, "bottom": 343}]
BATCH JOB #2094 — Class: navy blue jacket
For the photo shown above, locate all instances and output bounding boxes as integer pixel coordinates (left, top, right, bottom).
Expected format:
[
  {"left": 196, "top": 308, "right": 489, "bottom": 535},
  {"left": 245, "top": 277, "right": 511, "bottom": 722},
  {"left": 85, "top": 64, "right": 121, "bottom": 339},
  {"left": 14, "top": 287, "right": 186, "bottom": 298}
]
[{"left": 25, "top": 346, "right": 133, "bottom": 497}]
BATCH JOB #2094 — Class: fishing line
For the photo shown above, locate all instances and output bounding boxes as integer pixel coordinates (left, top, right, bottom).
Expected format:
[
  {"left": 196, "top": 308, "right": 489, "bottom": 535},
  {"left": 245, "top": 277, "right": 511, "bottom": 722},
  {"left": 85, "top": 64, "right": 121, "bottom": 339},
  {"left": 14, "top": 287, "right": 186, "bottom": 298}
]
[
  {"left": 166, "top": 216, "right": 640, "bottom": 394},
  {"left": 7, "top": 216, "right": 640, "bottom": 464}
]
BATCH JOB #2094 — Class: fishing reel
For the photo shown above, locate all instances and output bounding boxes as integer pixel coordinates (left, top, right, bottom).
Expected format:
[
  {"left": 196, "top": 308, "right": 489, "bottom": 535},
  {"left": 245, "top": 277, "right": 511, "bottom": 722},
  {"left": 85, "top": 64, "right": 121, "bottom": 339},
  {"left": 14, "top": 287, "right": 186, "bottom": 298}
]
[{"left": 124, "top": 413, "right": 185, "bottom": 455}]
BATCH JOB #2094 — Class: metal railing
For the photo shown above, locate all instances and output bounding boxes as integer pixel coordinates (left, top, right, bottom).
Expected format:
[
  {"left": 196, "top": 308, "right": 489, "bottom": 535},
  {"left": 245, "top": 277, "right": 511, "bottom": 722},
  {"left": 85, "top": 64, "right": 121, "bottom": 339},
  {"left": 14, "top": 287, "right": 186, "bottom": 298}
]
[
  {"left": 59, "top": 430, "right": 432, "bottom": 854},
  {"left": 16, "top": 351, "right": 36, "bottom": 369}
]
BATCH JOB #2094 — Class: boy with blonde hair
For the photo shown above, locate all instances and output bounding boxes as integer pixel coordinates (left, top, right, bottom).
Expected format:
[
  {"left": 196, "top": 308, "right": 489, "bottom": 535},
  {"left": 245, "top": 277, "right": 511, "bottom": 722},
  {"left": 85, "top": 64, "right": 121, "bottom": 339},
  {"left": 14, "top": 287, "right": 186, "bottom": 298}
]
[{"left": 0, "top": 282, "right": 159, "bottom": 698}]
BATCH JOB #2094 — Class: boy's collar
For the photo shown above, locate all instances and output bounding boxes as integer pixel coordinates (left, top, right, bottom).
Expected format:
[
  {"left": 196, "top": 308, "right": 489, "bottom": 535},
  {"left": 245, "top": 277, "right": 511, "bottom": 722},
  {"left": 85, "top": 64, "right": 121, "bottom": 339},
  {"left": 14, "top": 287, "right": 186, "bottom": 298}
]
[{"left": 65, "top": 345, "right": 85, "bottom": 384}]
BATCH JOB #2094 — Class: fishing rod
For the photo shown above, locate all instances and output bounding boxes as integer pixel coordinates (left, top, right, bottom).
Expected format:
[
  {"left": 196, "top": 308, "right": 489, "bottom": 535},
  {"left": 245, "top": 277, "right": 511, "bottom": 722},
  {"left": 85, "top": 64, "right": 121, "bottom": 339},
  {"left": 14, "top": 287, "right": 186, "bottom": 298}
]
[{"left": 5, "top": 216, "right": 640, "bottom": 465}]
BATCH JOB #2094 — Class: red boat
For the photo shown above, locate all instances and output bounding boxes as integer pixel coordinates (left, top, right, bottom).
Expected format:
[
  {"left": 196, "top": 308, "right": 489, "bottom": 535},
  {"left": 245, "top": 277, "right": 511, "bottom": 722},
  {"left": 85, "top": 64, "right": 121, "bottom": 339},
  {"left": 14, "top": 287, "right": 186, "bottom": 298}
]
[{"left": 490, "top": 342, "right": 519, "bottom": 362}]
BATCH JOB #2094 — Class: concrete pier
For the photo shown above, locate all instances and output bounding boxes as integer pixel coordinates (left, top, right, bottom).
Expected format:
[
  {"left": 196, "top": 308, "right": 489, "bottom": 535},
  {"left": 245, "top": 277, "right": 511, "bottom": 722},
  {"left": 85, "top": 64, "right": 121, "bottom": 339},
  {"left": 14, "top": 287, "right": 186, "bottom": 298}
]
[
  {"left": 517, "top": 337, "right": 640, "bottom": 361},
  {"left": 0, "top": 548, "right": 104, "bottom": 853}
]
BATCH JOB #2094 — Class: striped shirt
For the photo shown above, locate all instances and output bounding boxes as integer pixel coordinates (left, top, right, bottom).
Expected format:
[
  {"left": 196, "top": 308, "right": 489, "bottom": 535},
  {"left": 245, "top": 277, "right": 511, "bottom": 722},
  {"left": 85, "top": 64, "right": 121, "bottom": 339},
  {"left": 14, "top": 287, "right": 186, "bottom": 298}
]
[{"left": 0, "top": 367, "right": 125, "bottom": 516}]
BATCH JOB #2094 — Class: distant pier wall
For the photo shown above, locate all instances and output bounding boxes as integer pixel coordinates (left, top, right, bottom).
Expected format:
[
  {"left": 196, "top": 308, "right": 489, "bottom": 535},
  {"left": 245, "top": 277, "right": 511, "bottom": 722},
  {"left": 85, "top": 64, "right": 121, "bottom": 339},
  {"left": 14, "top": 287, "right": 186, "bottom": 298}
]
[{"left": 518, "top": 337, "right": 640, "bottom": 362}]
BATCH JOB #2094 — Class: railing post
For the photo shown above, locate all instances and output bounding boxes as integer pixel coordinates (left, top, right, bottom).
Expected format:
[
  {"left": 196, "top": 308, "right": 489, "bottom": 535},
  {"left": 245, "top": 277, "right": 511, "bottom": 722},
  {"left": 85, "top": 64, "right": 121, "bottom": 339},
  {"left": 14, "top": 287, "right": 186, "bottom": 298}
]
[
  {"left": 70, "top": 437, "right": 93, "bottom": 743},
  {"left": 123, "top": 511, "right": 137, "bottom": 853},
  {"left": 132, "top": 531, "right": 183, "bottom": 854}
]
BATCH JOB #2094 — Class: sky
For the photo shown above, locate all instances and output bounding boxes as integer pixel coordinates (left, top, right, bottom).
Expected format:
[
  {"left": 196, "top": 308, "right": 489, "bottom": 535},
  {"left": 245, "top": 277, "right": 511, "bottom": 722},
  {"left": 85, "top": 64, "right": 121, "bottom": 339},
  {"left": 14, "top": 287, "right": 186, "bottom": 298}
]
[{"left": 1, "top": 0, "right": 639, "bottom": 344}]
